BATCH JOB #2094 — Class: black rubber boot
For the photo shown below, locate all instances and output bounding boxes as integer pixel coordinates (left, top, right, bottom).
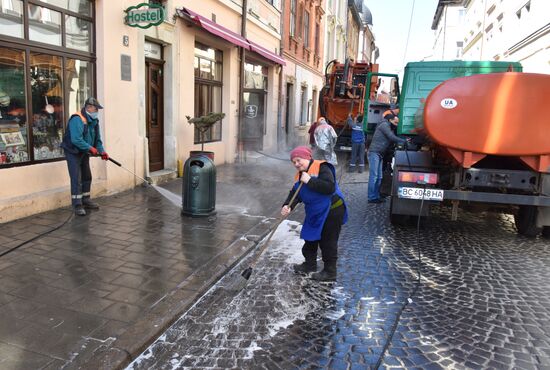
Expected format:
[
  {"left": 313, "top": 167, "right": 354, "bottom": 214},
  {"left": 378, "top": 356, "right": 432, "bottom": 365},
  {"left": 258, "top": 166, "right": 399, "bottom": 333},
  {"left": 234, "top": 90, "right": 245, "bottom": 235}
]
[
  {"left": 311, "top": 262, "right": 336, "bottom": 281},
  {"left": 74, "top": 205, "right": 86, "bottom": 216},
  {"left": 82, "top": 199, "right": 100, "bottom": 209},
  {"left": 293, "top": 262, "right": 317, "bottom": 274}
]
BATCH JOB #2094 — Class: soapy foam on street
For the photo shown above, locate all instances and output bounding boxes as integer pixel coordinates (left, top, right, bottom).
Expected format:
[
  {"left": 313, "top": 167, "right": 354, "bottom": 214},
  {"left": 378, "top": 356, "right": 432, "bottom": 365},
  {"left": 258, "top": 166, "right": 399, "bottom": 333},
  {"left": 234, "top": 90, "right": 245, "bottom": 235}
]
[{"left": 128, "top": 220, "right": 350, "bottom": 369}]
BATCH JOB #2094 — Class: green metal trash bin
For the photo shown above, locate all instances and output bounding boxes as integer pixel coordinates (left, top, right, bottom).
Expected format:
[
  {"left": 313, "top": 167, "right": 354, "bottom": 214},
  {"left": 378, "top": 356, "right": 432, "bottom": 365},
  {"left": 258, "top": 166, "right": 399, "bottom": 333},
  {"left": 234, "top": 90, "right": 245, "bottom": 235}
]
[{"left": 181, "top": 154, "right": 216, "bottom": 217}]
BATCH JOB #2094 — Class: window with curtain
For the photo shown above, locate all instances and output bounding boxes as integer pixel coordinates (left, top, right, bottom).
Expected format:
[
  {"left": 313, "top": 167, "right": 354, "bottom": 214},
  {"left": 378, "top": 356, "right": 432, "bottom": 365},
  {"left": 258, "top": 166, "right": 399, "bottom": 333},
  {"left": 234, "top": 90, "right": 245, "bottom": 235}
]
[
  {"left": 297, "top": 4, "right": 303, "bottom": 38},
  {"left": 290, "top": 0, "right": 296, "bottom": 37},
  {"left": 193, "top": 42, "right": 222, "bottom": 143},
  {"left": 315, "top": 22, "right": 320, "bottom": 56},
  {"left": 303, "top": 11, "right": 310, "bottom": 48}
]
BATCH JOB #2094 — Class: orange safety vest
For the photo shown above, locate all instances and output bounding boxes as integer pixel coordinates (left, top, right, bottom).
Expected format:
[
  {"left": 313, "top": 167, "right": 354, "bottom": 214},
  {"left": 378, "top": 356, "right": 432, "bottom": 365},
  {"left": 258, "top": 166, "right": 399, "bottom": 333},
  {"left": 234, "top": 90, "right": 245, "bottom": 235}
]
[
  {"left": 294, "top": 160, "right": 325, "bottom": 181},
  {"left": 72, "top": 111, "right": 88, "bottom": 124}
]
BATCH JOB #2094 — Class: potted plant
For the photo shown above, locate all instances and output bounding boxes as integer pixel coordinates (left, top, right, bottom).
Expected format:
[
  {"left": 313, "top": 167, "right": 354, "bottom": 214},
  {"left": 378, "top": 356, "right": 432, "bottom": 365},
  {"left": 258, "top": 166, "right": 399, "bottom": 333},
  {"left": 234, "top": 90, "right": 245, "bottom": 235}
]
[{"left": 185, "top": 112, "right": 225, "bottom": 160}]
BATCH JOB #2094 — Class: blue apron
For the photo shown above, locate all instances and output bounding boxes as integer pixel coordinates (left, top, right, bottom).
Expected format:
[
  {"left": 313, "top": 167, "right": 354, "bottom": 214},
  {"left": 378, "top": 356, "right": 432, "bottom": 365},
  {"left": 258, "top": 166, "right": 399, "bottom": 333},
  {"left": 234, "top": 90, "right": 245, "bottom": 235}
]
[{"left": 293, "top": 161, "right": 347, "bottom": 241}]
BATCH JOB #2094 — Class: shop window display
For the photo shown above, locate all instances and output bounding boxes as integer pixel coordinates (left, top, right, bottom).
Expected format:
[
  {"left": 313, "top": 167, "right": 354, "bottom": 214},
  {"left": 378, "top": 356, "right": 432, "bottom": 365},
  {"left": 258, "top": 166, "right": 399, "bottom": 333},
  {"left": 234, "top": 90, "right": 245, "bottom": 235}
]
[
  {"left": 0, "top": 0, "right": 94, "bottom": 167},
  {"left": 30, "top": 53, "right": 64, "bottom": 160},
  {"left": 0, "top": 48, "right": 29, "bottom": 164},
  {"left": 0, "top": 47, "right": 92, "bottom": 166}
]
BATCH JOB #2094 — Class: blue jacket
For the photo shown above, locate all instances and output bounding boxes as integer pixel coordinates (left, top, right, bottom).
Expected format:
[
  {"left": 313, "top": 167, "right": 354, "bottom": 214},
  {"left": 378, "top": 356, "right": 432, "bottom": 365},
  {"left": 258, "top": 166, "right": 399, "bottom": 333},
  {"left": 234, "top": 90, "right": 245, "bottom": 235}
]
[
  {"left": 60, "top": 109, "right": 104, "bottom": 154},
  {"left": 347, "top": 117, "right": 365, "bottom": 144},
  {"left": 292, "top": 160, "right": 348, "bottom": 241}
]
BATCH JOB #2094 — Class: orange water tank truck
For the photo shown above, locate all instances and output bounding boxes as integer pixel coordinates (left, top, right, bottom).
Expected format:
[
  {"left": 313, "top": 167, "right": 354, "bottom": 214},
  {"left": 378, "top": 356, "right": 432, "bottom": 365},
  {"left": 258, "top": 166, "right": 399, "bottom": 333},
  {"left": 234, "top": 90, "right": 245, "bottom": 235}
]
[{"left": 388, "top": 61, "right": 550, "bottom": 237}]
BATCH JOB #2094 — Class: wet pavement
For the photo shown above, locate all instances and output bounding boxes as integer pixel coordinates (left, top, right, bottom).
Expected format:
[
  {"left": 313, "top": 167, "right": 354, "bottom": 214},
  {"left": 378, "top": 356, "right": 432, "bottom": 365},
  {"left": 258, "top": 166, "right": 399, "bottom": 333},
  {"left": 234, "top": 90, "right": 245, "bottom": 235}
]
[
  {"left": 126, "top": 168, "right": 550, "bottom": 370},
  {"left": 3, "top": 153, "right": 550, "bottom": 370},
  {"left": 0, "top": 153, "right": 294, "bottom": 369}
]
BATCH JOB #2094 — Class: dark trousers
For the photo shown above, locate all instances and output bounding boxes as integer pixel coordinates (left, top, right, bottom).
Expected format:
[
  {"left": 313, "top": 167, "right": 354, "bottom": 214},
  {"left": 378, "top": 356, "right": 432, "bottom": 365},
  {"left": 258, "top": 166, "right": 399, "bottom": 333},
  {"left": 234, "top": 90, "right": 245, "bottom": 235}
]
[
  {"left": 350, "top": 142, "right": 365, "bottom": 167},
  {"left": 65, "top": 151, "right": 92, "bottom": 207},
  {"left": 302, "top": 204, "right": 346, "bottom": 271}
]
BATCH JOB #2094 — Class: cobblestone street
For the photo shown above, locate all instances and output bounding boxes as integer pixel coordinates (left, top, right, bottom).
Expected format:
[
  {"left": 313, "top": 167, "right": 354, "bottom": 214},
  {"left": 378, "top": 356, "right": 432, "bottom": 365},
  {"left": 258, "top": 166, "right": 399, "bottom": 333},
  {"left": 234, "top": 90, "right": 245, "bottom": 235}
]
[{"left": 128, "top": 171, "right": 550, "bottom": 370}]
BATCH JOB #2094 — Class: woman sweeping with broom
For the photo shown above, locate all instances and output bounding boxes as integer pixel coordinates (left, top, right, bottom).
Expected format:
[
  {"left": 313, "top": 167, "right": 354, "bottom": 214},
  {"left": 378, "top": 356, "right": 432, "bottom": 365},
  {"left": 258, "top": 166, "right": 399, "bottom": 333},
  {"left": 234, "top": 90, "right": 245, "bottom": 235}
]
[{"left": 282, "top": 146, "right": 348, "bottom": 281}]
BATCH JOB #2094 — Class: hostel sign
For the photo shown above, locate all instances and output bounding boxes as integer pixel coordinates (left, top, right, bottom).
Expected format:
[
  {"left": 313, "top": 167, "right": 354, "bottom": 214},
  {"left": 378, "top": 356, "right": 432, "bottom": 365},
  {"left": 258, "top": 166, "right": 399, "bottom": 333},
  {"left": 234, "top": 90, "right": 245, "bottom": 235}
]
[{"left": 125, "top": 3, "right": 165, "bottom": 29}]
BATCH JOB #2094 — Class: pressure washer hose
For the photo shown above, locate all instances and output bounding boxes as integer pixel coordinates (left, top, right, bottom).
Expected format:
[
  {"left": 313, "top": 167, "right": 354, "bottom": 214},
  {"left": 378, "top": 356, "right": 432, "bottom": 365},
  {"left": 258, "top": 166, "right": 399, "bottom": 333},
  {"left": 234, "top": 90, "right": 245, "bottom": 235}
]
[
  {"left": 374, "top": 183, "right": 425, "bottom": 368},
  {"left": 0, "top": 156, "right": 149, "bottom": 258},
  {"left": 107, "top": 157, "right": 151, "bottom": 185}
]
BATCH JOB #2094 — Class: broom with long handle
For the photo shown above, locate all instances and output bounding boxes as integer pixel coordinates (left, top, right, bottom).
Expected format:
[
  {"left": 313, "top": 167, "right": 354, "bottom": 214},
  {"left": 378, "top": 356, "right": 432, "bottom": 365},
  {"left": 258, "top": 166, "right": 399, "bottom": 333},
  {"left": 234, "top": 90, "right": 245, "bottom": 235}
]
[{"left": 231, "top": 182, "right": 304, "bottom": 291}]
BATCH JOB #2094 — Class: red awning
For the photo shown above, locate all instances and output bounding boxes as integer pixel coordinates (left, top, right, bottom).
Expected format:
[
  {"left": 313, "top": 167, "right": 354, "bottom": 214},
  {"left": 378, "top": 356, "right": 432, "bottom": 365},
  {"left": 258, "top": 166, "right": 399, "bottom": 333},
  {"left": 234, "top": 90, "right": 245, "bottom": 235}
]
[
  {"left": 177, "top": 7, "right": 285, "bottom": 66},
  {"left": 178, "top": 7, "right": 250, "bottom": 50},
  {"left": 248, "top": 39, "right": 286, "bottom": 66}
]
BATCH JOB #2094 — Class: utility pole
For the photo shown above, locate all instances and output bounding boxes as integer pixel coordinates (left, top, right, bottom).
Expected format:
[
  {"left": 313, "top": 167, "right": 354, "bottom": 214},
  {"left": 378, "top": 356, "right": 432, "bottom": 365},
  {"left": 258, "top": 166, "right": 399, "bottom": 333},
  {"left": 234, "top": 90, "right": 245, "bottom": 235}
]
[{"left": 238, "top": 0, "right": 248, "bottom": 163}]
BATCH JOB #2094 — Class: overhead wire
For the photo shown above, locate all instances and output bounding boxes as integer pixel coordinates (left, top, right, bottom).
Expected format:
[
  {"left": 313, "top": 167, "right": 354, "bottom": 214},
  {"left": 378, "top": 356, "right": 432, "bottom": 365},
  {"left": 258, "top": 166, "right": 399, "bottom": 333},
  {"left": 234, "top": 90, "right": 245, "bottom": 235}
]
[{"left": 401, "top": 0, "right": 416, "bottom": 70}]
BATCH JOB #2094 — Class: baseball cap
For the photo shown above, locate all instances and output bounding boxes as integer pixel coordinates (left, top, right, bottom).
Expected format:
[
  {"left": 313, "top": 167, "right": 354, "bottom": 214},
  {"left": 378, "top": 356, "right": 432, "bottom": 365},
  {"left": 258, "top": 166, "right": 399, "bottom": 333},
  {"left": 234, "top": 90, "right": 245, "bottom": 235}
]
[{"left": 84, "top": 97, "right": 103, "bottom": 109}]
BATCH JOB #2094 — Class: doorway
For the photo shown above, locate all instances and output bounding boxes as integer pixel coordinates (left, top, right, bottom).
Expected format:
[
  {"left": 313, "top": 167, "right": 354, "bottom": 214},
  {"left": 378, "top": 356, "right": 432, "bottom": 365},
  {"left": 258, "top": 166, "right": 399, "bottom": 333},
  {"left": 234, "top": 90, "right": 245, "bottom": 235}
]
[
  {"left": 242, "top": 91, "right": 265, "bottom": 151},
  {"left": 146, "top": 61, "right": 164, "bottom": 172}
]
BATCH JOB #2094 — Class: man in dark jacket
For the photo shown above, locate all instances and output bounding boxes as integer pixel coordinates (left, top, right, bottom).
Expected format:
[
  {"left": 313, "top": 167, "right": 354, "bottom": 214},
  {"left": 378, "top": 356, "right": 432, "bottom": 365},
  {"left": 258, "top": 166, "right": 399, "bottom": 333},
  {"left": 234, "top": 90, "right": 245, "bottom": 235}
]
[
  {"left": 60, "top": 97, "right": 109, "bottom": 216},
  {"left": 367, "top": 113, "right": 407, "bottom": 203}
]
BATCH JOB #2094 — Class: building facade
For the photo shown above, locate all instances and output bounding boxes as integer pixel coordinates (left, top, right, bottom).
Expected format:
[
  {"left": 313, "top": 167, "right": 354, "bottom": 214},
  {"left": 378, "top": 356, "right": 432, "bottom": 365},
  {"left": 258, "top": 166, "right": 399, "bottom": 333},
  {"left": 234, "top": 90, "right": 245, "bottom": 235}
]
[
  {"left": 0, "top": 0, "right": 283, "bottom": 222},
  {"left": 358, "top": 4, "right": 375, "bottom": 63},
  {"left": 459, "top": 0, "right": 549, "bottom": 73},
  {"left": 346, "top": 0, "right": 362, "bottom": 62},
  {"left": 323, "top": 0, "right": 347, "bottom": 66},
  {"left": 281, "top": 0, "right": 325, "bottom": 147},
  {"left": 430, "top": 0, "right": 465, "bottom": 60}
]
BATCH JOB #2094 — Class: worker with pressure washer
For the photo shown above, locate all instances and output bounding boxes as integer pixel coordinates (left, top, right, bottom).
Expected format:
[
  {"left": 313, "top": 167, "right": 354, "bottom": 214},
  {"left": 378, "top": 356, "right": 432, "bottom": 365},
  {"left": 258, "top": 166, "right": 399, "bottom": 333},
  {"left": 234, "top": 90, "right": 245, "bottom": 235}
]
[
  {"left": 60, "top": 97, "right": 109, "bottom": 216},
  {"left": 281, "top": 146, "right": 348, "bottom": 282}
]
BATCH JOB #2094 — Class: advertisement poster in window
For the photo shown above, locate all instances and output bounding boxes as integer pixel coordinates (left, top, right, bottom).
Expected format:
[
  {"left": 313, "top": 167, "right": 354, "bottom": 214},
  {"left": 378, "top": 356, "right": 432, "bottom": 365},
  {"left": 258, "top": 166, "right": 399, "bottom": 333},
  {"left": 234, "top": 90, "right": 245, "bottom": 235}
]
[{"left": 1, "top": 132, "right": 25, "bottom": 146}]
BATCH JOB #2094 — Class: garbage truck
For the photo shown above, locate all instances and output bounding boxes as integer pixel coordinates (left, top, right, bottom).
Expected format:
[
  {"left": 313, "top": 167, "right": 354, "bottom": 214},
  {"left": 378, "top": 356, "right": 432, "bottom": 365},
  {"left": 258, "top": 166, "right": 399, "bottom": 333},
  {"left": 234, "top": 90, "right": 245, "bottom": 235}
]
[
  {"left": 318, "top": 58, "right": 398, "bottom": 151},
  {"left": 387, "top": 61, "right": 550, "bottom": 237}
]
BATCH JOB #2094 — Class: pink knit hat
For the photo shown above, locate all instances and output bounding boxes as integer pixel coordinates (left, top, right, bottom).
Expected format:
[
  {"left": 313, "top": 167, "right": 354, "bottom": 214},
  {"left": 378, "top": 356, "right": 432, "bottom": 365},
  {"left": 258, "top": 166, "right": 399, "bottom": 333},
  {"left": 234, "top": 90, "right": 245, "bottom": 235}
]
[{"left": 290, "top": 146, "right": 312, "bottom": 160}]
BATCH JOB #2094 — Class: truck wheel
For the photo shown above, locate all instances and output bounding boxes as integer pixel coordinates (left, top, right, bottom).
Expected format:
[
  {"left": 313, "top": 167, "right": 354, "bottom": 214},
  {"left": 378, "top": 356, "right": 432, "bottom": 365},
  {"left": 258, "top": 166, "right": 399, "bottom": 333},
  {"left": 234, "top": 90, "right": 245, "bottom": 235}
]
[
  {"left": 514, "top": 206, "right": 542, "bottom": 237},
  {"left": 542, "top": 227, "right": 550, "bottom": 238}
]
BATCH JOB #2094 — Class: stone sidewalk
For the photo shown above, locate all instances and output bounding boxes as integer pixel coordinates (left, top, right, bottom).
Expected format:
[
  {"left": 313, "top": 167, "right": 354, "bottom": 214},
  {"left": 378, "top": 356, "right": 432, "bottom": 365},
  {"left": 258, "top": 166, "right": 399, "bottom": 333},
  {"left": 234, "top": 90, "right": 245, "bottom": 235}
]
[{"left": 0, "top": 153, "right": 294, "bottom": 369}]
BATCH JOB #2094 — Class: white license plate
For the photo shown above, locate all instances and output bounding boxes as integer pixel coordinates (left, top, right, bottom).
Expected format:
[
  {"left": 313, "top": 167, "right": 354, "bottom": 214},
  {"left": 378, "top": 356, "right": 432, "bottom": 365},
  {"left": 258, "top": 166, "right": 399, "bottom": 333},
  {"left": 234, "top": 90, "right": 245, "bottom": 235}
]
[
  {"left": 398, "top": 187, "right": 444, "bottom": 201},
  {"left": 339, "top": 146, "right": 352, "bottom": 151}
]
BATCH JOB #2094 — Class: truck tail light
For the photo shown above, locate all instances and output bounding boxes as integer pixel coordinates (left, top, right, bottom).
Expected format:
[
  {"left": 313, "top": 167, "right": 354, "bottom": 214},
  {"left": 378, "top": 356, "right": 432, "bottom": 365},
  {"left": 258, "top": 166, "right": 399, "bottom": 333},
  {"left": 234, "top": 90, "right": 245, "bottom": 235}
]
[{"left": 398, "top": 171, "right": 439, "bottom": 185}]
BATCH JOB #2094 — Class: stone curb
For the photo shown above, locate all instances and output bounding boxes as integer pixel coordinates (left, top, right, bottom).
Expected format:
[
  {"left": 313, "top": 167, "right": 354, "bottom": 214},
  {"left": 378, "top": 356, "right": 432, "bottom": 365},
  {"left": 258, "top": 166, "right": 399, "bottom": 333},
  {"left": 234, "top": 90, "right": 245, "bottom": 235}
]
[{"left": 71, "top": 218, "right": 275, "bottom": 370}]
